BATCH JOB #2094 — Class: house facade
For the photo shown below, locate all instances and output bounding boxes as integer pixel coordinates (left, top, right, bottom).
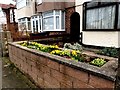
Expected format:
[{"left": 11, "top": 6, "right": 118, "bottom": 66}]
[
  {"left": 16, "top": 0, "right": 119, "bottom": 48},
  {"left": 16, "top": 0, "right": 36, "bottom": 32},
  {"left": 31, "top": 1, "right": 75, "bottom": 35},
  {"left": 0, "top": 1, "right": 17, "bottom": 30},
  {"left": 76, "top": 1, "right": 119, "bottom": 48}
]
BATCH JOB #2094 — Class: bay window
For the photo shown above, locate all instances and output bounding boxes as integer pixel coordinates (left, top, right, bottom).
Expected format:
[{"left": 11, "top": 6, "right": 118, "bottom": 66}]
[{"left": 31, "top": 10, "right": 65, "bottom": 33}]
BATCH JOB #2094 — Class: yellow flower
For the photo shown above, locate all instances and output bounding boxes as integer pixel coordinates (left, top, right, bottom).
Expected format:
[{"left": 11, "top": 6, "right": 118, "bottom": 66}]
[
  {"left": 72, "top": 50, "right": 77, "bottom": 57},
  {"left": 55, "top": 45, "right": 59, "bottom": 48}
]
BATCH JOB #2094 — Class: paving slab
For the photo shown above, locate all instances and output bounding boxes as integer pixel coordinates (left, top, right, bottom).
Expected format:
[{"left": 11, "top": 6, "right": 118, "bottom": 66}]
[{"left": 1, "top": 57, "right": 37, "bottom": 89}]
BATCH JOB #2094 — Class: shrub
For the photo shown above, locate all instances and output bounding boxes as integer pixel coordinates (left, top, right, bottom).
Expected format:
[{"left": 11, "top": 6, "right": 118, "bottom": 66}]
[
  {"left": 63, "top": 43, "right": 83, "bottom": 51},
  {"left": 96, "top": 47, "right": 118, "bottom": 58},
  {"left": 90, "top": 58, "right": 106, "bottom": 67}
]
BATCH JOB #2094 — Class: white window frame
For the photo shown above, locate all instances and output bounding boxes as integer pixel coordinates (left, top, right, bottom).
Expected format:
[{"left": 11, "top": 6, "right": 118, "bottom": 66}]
[
  {"left": 18, "top": 17, "right": 31, "bottom": 31},
  {"left": 31, "top": 10, "right": 65, "bottom": 33},
  {"left": 42, "top": 10, "right": 65, "bottom": 31},
  {"left": 26, "top": 0, "right": 30, "bottom": 6},
  {"left": 43, "top": 11, "right": 54, "bottom": 31},
  {"left": 31, "top": 15, "right": 42, "bottom": 33}
]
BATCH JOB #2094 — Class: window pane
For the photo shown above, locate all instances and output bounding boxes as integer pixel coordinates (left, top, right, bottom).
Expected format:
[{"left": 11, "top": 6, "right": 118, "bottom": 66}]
[
  {"left": 33, "top": 21, "right": 35, "bottom": 32},
  {"left": 39, "top": 19, "right": 41, "bottom": 30},
  {"left": 26, "top": 0, "right": 30, "bottom": 6},
  {"left": 17, "top": 0, "right": 26, "bottom": 9},
  {"left": 18, "top": 19, "right": 21, "bottom": 22},
  {"left": 56, "top": 16, "right": 60, "bottom": 29},
  {"left": 39, "top": 15, "right": 41, "bottom": 18},
  {"left": 28, "top": 22, "right": 31, "bottom": 30},
  {"left": 43, "top": 17, "right": 54, "bottom": 30},
  {"left": 36, "top": 20, "right": 38, "bottom": 32},
  {"left": 32, "top": 17, "right": 34, "bottom": 19},
  {"left": 27, "top": 18, "right": 30, "bottom": 21},
  {"left": 86, "top": 2, "right": 98, "bottom": 8},
  {"left": 55, "top": 11, "right": 60, "bottom": 15},
  {"left": 86, "top": 5, "right": 115, "bottom": 29},
  {"left": 61, "top": 12, "right": 65, "bottom": 29},
  {"left": 118, "top": 4, "right": 120, "bottom": 28},
  {"left": 43, "top": 11, "right": 53, "bottom": 17},
  {"left": 21, "top": 18, "right": 25, "bottom": 21}
]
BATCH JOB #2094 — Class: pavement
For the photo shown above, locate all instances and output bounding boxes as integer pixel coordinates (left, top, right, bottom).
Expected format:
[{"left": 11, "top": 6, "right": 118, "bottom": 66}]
[{"left": 1, "top": 57, "right": 37, "bottom": 89}]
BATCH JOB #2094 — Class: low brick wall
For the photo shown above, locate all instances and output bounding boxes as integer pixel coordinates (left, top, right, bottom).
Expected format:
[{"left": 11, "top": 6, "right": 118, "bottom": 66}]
[{"left": 8, "top": 42, "right": 117, "bottom": 88}]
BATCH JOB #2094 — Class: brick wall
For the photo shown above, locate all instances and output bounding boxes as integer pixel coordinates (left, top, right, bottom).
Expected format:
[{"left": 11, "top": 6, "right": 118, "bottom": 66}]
[
  {"left": 8, "top": 44, "right": 115, "bottom": 88},
  {"left": 65, "top": 7, "right": 75, "bottom": 34}
]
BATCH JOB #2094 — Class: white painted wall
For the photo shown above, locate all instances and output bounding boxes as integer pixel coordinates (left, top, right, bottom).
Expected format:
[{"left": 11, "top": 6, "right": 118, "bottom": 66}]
[
  {"left": 17, "top": 1, "right": 35, "bottom": 19},
  {"left": 83, "top": 31, "right": 119, "bottom": 48},
  {"left": 75, "top": 0, "right": 119, "bottom": 48},
  {"left": 17, "top": 6, "right": 32, "bottom": 19}
]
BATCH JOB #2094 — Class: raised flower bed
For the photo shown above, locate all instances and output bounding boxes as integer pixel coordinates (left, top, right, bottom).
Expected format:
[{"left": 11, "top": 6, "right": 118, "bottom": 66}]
[
  {"left": 8, "top": 41, "right": 118, "bottom": 88},
  {"left": 19, "top": 42, "right": 108, "bottom": 67}
]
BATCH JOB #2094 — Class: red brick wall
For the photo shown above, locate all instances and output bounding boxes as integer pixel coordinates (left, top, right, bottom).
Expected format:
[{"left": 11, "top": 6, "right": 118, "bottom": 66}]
[
  {"left": 65, "top": 7, "right": 75, "bottom": 34},
  {"left": 8, "top": 44, "right": 115, "bottom": 88}
]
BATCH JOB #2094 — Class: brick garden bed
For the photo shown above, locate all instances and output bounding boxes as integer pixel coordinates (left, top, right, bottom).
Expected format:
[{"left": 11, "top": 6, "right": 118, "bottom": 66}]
[{"left": 8, "top": 42, "right": 118, "bottom": 88}]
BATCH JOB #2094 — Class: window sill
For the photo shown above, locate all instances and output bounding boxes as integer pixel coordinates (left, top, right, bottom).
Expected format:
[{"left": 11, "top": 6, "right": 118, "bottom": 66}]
[
  {"left": 37, "top": 3, "right": 42, "bottom": 5},
  {"left": 43, "top": 29, "right": 65, "bottom": 32},
  {"left": 82, "top": 29, "right": 120, "bottom": 31}
]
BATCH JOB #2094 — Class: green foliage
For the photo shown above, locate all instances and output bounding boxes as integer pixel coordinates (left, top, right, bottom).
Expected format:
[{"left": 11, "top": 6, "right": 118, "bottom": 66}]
[
  {"left": 19, "top": 42, "right": 59, "bottom": 53},
  {"left": 96, "top": 47, "right": 118, "bottom": 58},
  {"left": 20, "top": 42, "right": 28, "bottom": 47},
  {"left": 90, "top": 58, "right": 106, "bottom": 67},
  {"left": 50, "top": 49, "right": 85, "bottom": 62},
  {"left": 64, "top": 43, "right": 83, "bottom": 51},
  {"left": 19, "top": 42, "right": 108, "bottom": 67}
]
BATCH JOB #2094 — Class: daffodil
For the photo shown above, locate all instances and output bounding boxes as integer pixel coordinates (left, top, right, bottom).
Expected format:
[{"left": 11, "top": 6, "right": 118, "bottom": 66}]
[{"left": 72, "top": 50, "right": 77, "bottom": 55}]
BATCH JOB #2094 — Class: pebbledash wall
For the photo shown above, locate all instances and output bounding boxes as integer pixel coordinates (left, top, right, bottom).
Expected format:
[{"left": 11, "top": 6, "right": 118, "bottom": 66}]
[{"left": 8, "top": 42, "right": 117, "bottom": 88}]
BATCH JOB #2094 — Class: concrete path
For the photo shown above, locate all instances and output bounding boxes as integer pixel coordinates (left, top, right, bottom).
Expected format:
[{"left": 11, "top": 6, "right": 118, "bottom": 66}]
[{"left": 1, "top": 57, "right": 37, "bottom": 89}]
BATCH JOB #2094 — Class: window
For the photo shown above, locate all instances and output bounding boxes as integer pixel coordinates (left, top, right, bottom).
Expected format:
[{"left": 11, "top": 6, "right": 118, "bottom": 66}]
[
  {"left": 26, "top": 0, "right": 30, "bottom": 6},
  {"left": 83, "top": 2, "right": 119, "bottom": 31},
  {"left": 37, "top": 0, "right": 42, "bottom": 4},
  {"left": 17, "top": 0, "right": 26, "bottom": 9},
  {"left": 86, "top": 6, "right": 115, "bottom": 29},
  {"left": 31, "top": 10, "right": 65, "bottom": 33},
  {"left": 10, "top": 13, "right": 13, "bottom": 23},
  {"left": 18, "top": 17, "right": 31, "bottom": 31},
  {"left": 17, "top": 0, "right": 30, "bottom": 9},
  {"left": 31, "top": 15, "right": 42, "bottom": 33},
  {"left": 42, "top": 10, "right": 65, "bottom": 31},
  {"left": 43, "top": 11, "right": 54, "bottom": 30}
]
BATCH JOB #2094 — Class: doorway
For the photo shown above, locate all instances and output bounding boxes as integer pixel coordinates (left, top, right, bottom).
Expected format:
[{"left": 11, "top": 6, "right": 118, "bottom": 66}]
[{"left": 70, "top": 12, "right": 80, "bottom": 42}]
